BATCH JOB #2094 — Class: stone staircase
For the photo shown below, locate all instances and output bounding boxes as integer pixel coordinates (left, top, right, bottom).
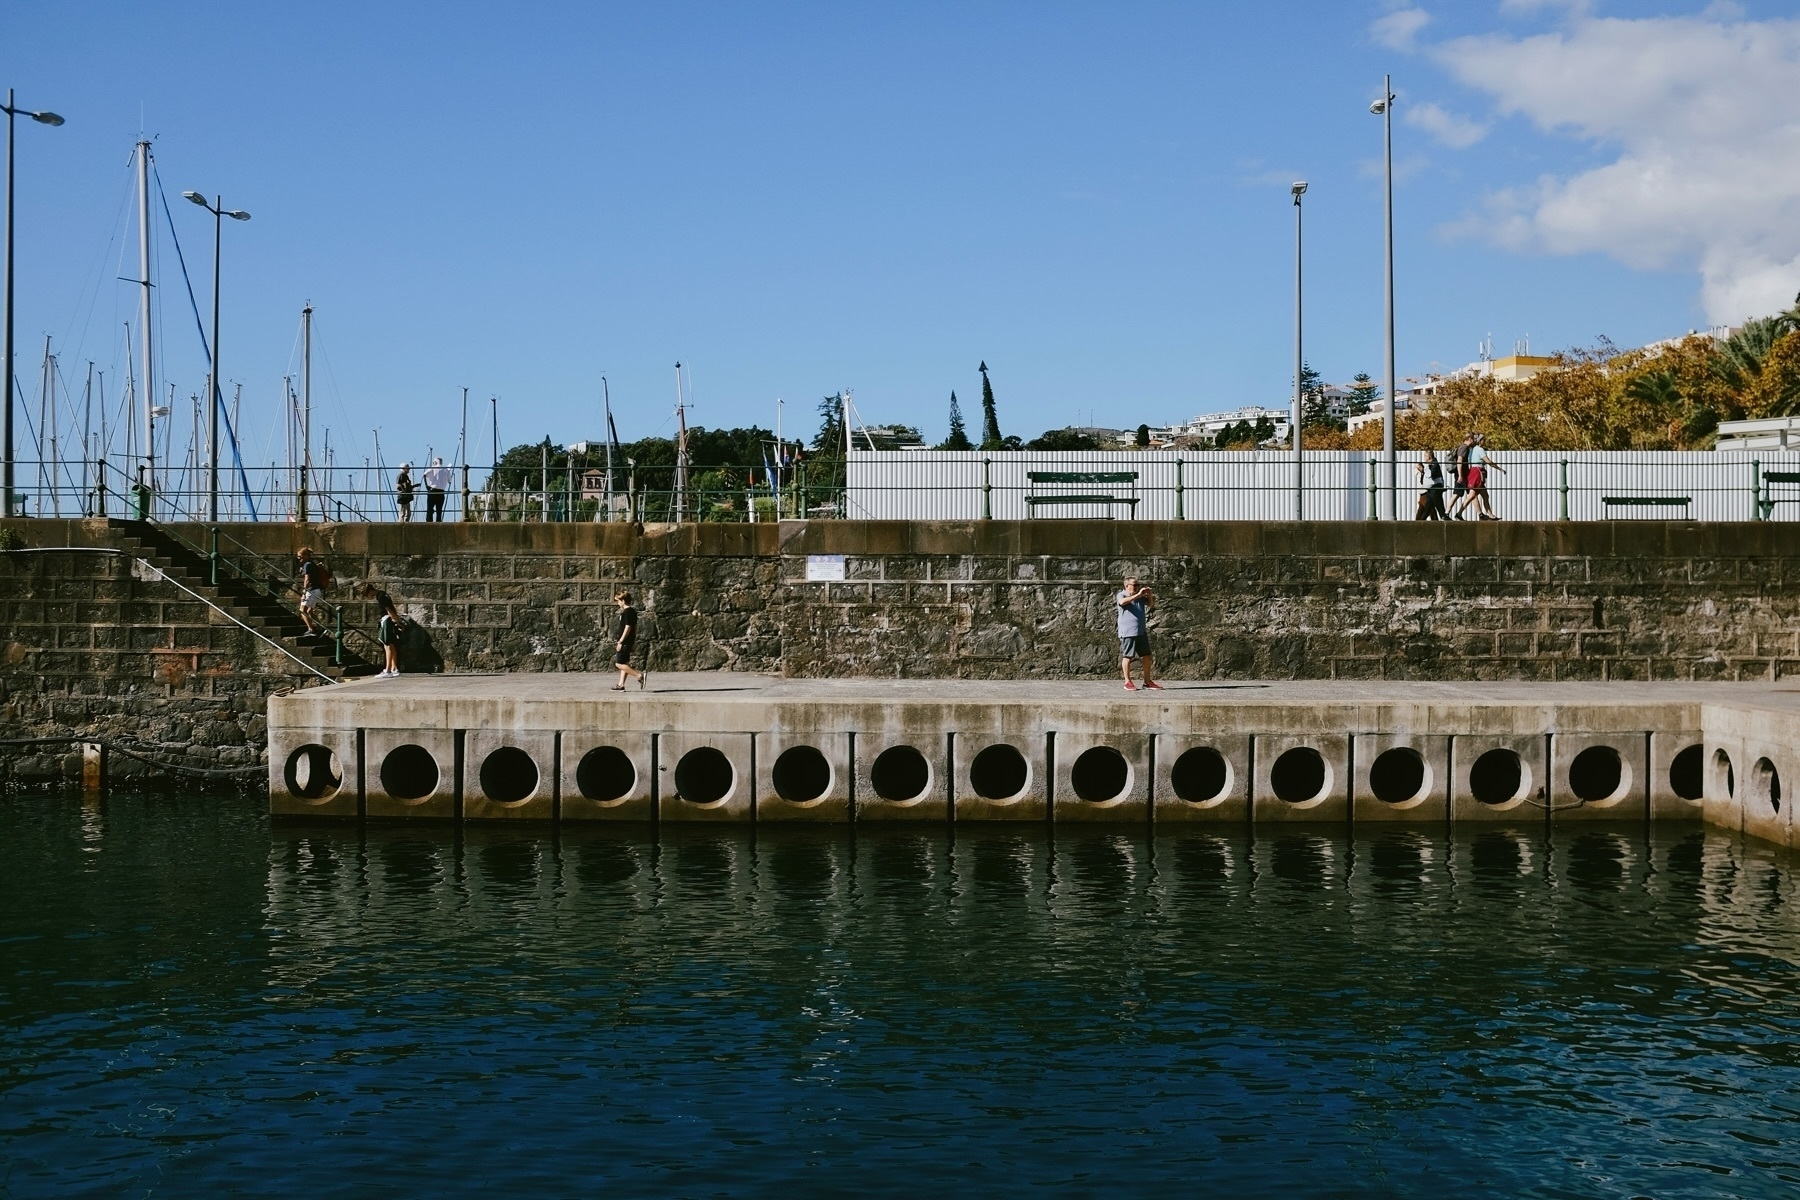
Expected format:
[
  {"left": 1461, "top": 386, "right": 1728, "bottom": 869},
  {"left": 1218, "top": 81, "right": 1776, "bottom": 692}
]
[{"left": 106, "top": 519, "right": 379, "bottom": 681}]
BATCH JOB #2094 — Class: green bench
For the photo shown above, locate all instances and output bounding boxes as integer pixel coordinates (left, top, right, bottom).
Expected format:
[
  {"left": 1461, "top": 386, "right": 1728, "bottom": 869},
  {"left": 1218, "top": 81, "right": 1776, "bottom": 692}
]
[
  {"left": 1760, "top": 470, "right": 1800, "bottom": 518},
  {"left": 1601, "top": 495, "right": 1690, "bottom": 518},
  {"left": 1024, "top": 471, "right": 1139, "bottom": 518}
]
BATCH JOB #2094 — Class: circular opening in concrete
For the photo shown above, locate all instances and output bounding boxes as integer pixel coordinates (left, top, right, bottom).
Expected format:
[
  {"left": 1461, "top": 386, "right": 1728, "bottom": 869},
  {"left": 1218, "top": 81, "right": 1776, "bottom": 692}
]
[
  {"left": 772, "top": 745, "right": 832, "bottom": 804},
  {"left": 479, "top": 745, "right": 539, "bottom": 805},
  {"left": 1170, "top": 747, "right": 1230, "bottom": 804},
  {"left": 1669, "top": 744, "right": 1703, "bottom": 802},
  {"left": 870, "top": 745, "right": 931, "bottom": 803},
  {"left": 576, "top": 745, "right": 636, "bottom": 802},
  {"left": 1070, "top": 746, "right": 1130, "bottom": 803},
  {"left": 380, "top": 744, "right": 438, "bottom": 801},
  {"left": 970, "top": 743, "right": 1029, "bottom": 801},
  {"left": 1470, "top": 748, "right": 1525, "bottom": 806},
  {"left": 1270, "top": 747, "right": 1327, "bottom": 805},
  {"left": 1569, "top": 745, "right": 1625, "bottom": 804},
  {"left": 675, "top": 746, "right": 734, "bottom": 806},
  {"left": 1714, "top": 748, "right": 1735, "bottom": 798},
  {"left": 1754, "top": 757, "right": 1782, "bottom": 814},
  {"left": 284, "top": 743, "right": 342, "bottom": 801},
  {"left": 1370, "top": 747, "right": 1428, "bottom": 805}
]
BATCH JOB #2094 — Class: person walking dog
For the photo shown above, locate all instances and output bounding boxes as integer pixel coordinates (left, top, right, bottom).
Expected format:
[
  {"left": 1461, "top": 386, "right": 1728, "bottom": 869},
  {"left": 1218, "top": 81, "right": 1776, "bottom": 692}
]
[{"left": 1117, "top": 576, "right": 1161, "bottom": 691}]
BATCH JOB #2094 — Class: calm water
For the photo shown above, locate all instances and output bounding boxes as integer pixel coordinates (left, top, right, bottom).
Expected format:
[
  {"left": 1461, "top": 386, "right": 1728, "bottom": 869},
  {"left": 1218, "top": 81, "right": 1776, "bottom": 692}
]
[{"left": 4, "top": 797, "right": 1800, "bottom": 1196}]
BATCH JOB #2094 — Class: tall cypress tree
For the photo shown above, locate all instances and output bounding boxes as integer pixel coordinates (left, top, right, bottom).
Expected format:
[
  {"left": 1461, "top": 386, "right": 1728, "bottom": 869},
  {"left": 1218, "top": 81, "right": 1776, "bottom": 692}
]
[
  {"left": 940, "top": 390, "right": 973, "bottom": 450},
  {"left": 978, "top": 361, "right": 1003, "bottom": 450}
]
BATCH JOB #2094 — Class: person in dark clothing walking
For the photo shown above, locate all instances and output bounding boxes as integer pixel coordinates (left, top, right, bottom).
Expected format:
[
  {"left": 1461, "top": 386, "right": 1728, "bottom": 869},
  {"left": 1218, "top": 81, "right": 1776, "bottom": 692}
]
[
  {"left": 395, "top": 464, "right": 416, "bottom": 522},
  {"left": 359, "top": 582, "right": 405, "bottom": 677},
  {"left": 611, "top": 591, "right": 647, "bottom": 691},
  {"left": 1415, "top": 450, "right": 1448, "bottom": 520}
]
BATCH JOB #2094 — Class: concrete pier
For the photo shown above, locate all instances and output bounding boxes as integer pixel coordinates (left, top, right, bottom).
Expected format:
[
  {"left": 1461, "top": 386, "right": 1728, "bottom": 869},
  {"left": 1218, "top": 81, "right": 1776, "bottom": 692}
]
[{"left": 267, "top": 674, "right": 1800, "bottom": 847}]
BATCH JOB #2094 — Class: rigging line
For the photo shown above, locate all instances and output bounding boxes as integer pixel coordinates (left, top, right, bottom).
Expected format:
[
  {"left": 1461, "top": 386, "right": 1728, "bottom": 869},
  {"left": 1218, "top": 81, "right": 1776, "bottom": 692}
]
[
  {"left": 61, "top": 160, "right": 137, "bottom": 368},
  {"left": 152, "top": 167, "right": 257, "bottom": 518}
]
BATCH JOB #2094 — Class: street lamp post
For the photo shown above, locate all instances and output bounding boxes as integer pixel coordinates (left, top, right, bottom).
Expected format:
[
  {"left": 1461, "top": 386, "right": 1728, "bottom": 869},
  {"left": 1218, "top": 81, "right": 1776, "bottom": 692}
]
[
  {"left": 1291, "top": 180, "right": 1307, "bottom": 521},
  {"left": 1371, "top": 78, "right": 1397, "bottom": 519},
  {"left": 3, "top": 89, "right": 64, "bottom": 519},
  {"left": 183, "top": 191, "right": 250, "bottom": 522}
]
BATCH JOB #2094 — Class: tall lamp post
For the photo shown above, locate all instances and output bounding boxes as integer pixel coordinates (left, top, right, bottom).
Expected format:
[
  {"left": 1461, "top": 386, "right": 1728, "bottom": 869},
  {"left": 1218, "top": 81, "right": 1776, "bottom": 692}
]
[
  {"left": 3, "top": 89, "right": 64, "bottom": 518},
  {"left": 1370, "top": 78, "right": 1397, "bottom": 519},
  {"left": 1291, "top": 180, "right": 1307, "bottom": 521},
  {"left": 183, "top": 191, "right": 250, "bottom": 522}
]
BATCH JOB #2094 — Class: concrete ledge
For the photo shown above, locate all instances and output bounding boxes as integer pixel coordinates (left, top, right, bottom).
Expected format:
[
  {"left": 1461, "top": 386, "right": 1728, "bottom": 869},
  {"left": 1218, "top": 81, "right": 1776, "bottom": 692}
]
[{"left": 269, "top": 674, "right": 1800, "bottom": 847}]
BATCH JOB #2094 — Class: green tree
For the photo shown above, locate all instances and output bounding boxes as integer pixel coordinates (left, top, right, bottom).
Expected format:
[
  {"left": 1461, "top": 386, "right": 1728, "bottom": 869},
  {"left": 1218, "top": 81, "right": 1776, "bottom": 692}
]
[
  {"left": 1214, "top": 420, "right": 1254, "bottom": 449},
  {"left": 1299, "top": 362, "right": 1342, "bottom": 432},
  {"left": 1347, "top": 372, "right": 1380, "bottom": 417},
  {"left": 978, "top": 362, "right": 1004, "bottom": 450},
  {"left": 1135, "top": 423, "right": 1151, "bottom": 448},
  {"left": 1025, "top": 427, "right": 1100, "bottom": 451},
  {"left": 812, "top": 393, "right": 844, "bottom": 453},
  {"left": 939, "top": 391, "right": 973, "bottom": 450}
]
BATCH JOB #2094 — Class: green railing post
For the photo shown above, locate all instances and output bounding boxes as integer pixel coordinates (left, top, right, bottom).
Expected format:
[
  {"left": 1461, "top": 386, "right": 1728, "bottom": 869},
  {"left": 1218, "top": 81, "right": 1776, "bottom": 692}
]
[
  {"left": 96, "top": 458, "right": 107, "bottom": 517},
  {"left": 981, "top": 458, "right": 992, "bottom": 520},
  {"left": 1366, "top": 454, "right": 1377, "bottom": 520},
  {"left": 1754, "top": 459, "right": 1763, "bottom": 521},
  {"left": 1559, "top": 459, "right": 1569, "bottom": 520},
  {"left": 1175, "top": 458, "right": 1185, "bottom": 520},
  {"left": 333, "top": 607, "right": 343, "bottom": 666},
  {"left": 209, "top": 526, "right": 220, "bottom": 587}
]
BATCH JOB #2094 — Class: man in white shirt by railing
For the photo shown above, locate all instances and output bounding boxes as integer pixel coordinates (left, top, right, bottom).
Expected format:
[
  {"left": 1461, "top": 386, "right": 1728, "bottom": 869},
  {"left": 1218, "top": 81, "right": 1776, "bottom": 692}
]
[{"left": 422, "top": 457, "right": 454, "bottom": 522}]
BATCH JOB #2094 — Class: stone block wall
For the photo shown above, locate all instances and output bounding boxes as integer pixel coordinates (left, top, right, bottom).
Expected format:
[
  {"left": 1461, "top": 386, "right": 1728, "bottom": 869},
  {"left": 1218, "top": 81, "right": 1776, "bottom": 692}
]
[
  {"left": 4, "top": 516, "right": 1800, "bottom": 787},
  {"left": 772, "top": 522, "right": 1800, "bottom": 681},
  {"left": 0, "top": 541, "right": 314, "bottom": 790}
]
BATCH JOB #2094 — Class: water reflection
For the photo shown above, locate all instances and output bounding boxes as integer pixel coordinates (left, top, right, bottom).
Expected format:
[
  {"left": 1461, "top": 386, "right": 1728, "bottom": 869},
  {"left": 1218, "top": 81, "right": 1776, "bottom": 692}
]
[{"left": 12, "top": 794, "right": 1800, "bottom": 1195}]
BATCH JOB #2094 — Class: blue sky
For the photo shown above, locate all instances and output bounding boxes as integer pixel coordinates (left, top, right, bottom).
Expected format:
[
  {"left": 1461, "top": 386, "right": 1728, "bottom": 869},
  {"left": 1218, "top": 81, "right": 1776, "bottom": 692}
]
[{"left": 6, "top": 1, "right": 1798, "bottom": 472}]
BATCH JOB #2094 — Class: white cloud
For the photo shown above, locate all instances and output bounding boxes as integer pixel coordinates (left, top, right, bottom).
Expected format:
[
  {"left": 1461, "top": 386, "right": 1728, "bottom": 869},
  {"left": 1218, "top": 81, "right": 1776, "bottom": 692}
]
[
  {"left": 1432, "top": 12, "right": 1800, "bottom": 322},
  {"left": 1372, "top": 8, "right": 1430, "bottom": 50},
  {"left": 1498, "top": 0, "right": 1593, "bottom": 15},
  {"left": 1404, "top": 101, "right": 1488, "bottom": 149}
]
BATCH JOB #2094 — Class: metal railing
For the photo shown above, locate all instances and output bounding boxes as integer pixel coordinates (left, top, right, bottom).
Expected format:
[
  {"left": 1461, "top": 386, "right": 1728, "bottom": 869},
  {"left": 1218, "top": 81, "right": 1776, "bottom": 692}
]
[{"left": 6, "top": 451, "right": 1800, "bottom": 523}]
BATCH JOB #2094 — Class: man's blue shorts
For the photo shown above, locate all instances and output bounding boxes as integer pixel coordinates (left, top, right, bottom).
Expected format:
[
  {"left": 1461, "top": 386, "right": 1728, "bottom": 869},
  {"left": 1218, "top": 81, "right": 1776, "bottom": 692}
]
[{"left": 1119, "top": 634, "right": 1150, "bottom": 660}]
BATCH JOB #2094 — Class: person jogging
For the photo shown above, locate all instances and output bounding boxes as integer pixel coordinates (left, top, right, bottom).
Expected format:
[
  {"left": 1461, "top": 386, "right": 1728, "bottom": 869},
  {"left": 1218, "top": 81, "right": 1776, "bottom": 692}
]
[{"left": 1116, "top": 576, "right": 1161, "bottom": 691}]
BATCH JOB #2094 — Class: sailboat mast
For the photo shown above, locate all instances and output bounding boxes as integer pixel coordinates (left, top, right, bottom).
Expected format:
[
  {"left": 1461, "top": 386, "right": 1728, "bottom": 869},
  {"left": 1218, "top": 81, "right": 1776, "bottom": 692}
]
[
  {"left": 298, "top": 304, "right": 312, "bottom": 522},
  {"left": 136, "top": 140, "right": 155, "bottom": 511},
  {"left": 602, "top": 376, "right": 614, "bottom": 521},
  {"left": 674, "top": 362, "right": 689, "bottom": 522},
  {"left": 459, "top": 385, "right": 469, "bottom": 521},
  {"left": 82, "top": 361, "right": 92, "bottom": 514}
]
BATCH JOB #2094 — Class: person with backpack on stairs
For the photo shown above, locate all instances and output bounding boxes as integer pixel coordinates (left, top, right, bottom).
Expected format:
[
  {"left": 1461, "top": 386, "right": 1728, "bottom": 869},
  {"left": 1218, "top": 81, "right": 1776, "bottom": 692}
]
[{"left": 296, "top": 548, "right": 332, "bottom": 640}]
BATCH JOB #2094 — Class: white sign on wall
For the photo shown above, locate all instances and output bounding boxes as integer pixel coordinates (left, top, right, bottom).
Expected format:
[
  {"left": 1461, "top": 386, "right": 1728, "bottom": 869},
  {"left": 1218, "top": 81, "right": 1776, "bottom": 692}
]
[{"left": 805, "top": 554, "right": 846, "bottom": 582}]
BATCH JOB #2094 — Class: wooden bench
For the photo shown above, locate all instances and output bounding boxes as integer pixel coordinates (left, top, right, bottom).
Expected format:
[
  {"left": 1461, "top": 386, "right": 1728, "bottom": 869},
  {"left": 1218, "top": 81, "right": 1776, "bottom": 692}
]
[
  {"left": 1601, "top": 495, "right": 1690, "bottom": 518},
  {"left": 1024, "top": 471, "right": 1139, "bottom": 518}
]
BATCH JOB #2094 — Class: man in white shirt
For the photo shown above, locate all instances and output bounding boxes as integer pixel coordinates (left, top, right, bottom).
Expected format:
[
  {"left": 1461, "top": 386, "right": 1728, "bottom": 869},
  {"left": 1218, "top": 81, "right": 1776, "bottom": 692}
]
[{"left": 422, "top": 457, "right": 454, "bottom": 522}]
